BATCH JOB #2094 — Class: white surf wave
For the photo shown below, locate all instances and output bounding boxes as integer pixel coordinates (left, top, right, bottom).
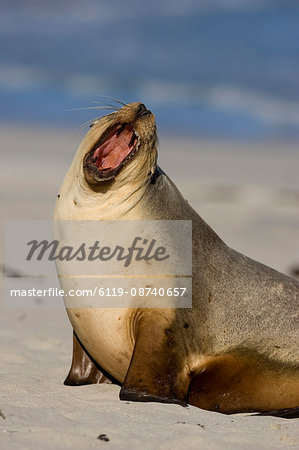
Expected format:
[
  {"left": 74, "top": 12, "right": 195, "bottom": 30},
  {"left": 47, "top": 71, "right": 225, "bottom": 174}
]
[
  {"left": 0, "top": 64, "right": 49, "bottom": 91},
  {"left": 1, "top": 62, "right": 299, "bottom": 128},
  {"left": 206, "top": 86, "right": 299, "bottom": 126},
  {"left": 141, "top": 80, "right": 299, "bottom": 126}
]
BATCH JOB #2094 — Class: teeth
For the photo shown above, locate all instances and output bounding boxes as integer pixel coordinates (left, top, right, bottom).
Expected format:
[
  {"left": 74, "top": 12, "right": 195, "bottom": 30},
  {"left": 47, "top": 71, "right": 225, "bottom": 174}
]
[
  {"left": 121, "top": 143, "right": 139, "bottom": 164},
  {"left": 129, "top": 132, "right": 137, "bottom": 147}
]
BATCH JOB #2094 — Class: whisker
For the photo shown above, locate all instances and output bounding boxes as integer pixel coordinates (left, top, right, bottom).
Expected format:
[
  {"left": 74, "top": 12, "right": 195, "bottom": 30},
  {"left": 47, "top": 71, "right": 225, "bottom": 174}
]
[
  {"left": 96, "top": 94, "right": 127, "bottom": 107},
  {"left": 78, "top": 117, "right": 101, "bottom": 129},
  {"left": 63, "top": 113, "right": 112, "bottom": 146},
  {"left": 66, "top": 106, "right": 118, "bottom": 112},
  {"left": 80, "top": 110, "right": 119, "bottom": 128},
  {"left": 97, "top": 102, "right": 121, "bottom": 110}
]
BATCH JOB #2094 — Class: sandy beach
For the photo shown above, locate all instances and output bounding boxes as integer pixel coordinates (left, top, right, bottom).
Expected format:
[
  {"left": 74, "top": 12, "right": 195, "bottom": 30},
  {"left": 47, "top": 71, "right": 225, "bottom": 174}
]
[{"left": 1, "top": 125, "right": 299, "bottom": 449}]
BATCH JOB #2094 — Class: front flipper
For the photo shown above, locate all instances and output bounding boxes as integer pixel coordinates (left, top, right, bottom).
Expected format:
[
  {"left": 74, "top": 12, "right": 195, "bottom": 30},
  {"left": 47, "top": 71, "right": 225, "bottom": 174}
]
[
  {"left": 64, "top": 331, "right": 116, "bottom": 386},
  {"left": 119, "top": 315, "right": 189, "bottom": 406}
]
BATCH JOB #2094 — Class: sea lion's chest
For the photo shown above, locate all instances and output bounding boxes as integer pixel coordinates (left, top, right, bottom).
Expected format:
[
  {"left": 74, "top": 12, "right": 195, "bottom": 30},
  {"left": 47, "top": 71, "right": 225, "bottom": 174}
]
[
  {"left": 65, "top": 300, "right": 135, "bottom": 382},
  {"left": 54, "top": 200, "right": 142, "bottom": 381}
]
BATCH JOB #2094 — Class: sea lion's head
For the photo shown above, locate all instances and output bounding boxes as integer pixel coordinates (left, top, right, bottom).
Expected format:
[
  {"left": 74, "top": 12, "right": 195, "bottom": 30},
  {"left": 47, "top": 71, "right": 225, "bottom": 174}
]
[{"left": 82, "top": 102, "right": 158, "bottom": 188}]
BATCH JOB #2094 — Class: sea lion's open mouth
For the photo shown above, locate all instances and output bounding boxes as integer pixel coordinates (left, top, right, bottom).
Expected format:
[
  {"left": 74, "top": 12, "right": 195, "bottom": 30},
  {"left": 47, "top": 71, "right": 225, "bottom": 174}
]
[{"left": 83, "top": 123, "right": 139, "bottom": 182}]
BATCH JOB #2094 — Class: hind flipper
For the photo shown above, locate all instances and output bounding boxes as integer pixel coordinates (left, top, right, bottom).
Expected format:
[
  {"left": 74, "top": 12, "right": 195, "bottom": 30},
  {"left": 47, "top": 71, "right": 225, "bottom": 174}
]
[
  {"left": 188, "top": 353, "right": 299, "bottom": 415},
  {"left": 256, "top": 407, "right": 299, "bottom": 419}
]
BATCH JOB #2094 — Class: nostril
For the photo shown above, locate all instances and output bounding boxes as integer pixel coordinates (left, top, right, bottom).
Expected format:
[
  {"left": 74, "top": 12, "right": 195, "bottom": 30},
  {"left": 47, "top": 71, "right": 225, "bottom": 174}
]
[
  {"left": 137, "top": 103, "right": 146, "bottom": 113},
  {"left": 137, "top": 103, "right": 149, "bottom": 117}
]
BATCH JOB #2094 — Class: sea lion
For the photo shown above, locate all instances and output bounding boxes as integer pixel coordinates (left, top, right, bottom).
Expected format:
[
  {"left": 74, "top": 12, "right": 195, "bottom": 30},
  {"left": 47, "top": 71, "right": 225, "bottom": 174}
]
[{"left": 54, "top": 102, "right": 299, "bottom": 416}]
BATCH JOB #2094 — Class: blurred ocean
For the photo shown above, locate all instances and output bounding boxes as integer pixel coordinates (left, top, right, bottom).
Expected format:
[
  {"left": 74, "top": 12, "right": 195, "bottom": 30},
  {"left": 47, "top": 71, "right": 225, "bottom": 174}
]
[{"left": 1, "top": 0, "right": 299, "bottom": 139}]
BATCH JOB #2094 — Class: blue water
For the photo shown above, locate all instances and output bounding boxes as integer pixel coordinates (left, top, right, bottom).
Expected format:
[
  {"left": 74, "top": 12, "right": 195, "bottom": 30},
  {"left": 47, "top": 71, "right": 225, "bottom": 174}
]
[{"left": 1, "top": 0, "right": 299, "bottom": 139}]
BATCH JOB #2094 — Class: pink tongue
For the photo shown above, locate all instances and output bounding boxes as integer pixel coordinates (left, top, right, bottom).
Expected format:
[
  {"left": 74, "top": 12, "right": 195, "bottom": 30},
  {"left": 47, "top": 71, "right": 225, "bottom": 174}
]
[{"left": 93, "top": 125, "right": 136, "bottom": 170}]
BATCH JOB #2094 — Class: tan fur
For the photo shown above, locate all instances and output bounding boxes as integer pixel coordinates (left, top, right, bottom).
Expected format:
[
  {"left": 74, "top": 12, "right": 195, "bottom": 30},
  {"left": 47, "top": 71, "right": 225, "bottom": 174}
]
[{"left": 55, "top": 102, "right": 299, "bottom": 414}]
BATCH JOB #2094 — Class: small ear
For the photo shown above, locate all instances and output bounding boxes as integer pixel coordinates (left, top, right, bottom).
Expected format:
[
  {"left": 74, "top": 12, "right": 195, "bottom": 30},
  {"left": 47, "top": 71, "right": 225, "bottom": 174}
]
[{"left": 64, "top": 331, "right": 117, "bottom": 386}]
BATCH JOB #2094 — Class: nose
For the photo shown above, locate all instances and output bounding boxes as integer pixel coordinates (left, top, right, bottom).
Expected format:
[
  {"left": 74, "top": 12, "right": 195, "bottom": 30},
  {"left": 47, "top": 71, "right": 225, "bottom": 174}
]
[{"left": 136, "top": 103, "right": 151, "bottom": 118}]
